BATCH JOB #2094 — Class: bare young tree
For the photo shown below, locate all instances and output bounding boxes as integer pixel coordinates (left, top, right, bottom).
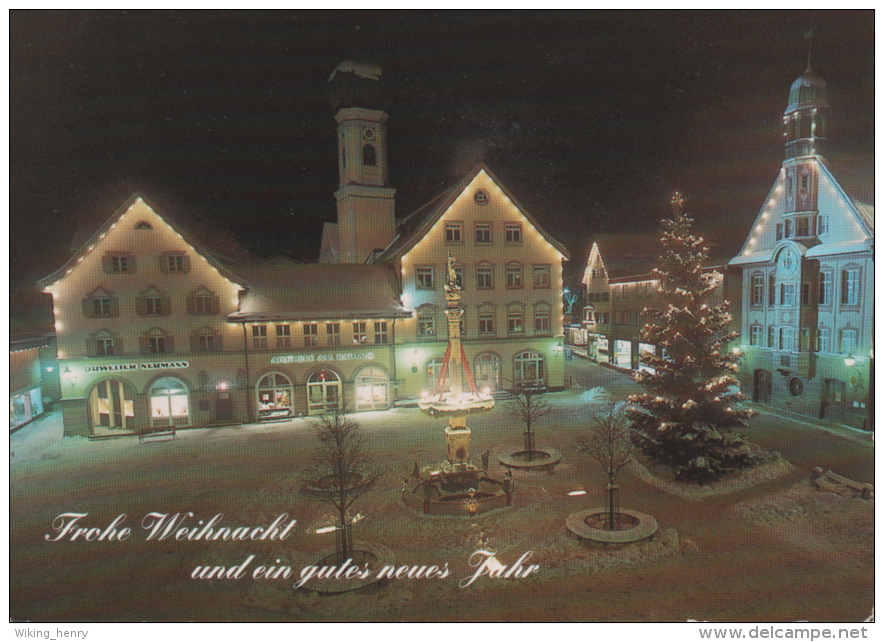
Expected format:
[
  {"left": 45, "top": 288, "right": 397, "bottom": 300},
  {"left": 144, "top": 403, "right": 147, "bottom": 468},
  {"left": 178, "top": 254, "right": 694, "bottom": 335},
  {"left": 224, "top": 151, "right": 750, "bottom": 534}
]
[
  {"left": 577, "top": 395, "right": 640, "bottom": 530},
  {"left": 507, "top": 385, "right": 554, "bottom": 461},
  {"left": 301, "top": 408, "right": 381, "bottom": 562}
]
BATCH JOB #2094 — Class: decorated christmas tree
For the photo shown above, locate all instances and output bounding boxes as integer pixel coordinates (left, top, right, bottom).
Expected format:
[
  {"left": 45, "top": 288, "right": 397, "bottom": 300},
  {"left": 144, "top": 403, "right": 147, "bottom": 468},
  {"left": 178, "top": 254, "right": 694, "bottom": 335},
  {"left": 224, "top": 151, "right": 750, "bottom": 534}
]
[{"left": 628, "top": 193, "right": 756, "bottom": 482}]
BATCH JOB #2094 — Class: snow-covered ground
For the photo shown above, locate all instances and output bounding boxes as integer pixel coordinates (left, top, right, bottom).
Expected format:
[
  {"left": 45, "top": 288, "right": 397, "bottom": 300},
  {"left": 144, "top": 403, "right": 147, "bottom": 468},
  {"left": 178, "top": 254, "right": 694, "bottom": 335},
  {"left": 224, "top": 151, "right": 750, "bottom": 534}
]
[{"left": 9, "top": 362, "right": 875, "bottom": 622}]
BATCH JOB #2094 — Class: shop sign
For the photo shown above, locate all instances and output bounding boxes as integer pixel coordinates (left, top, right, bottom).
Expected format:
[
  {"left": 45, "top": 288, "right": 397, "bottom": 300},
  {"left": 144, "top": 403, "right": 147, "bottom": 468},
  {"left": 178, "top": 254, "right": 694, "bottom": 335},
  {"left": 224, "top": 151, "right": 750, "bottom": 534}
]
[
  {"left": 82, "top": 361, "right": 189, "bottom": 373},
  {"left": 271, "top": 351, "right": 375, "bottom": 365}
]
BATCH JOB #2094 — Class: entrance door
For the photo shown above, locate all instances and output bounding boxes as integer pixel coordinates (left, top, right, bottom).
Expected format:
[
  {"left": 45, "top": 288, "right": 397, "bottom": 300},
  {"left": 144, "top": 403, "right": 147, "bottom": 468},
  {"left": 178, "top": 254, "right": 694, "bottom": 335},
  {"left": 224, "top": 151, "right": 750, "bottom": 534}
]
[
  {"left": 820, "top": 379, "right": 846, "bottom": 422},
  {"left": 474, "top": 353, "right": 500, "bottom": 392},
  {"left": 753, "top": 369, "right": 772, "bottom": 404},
  {"left": 307, "top": 369, "right": 341, "bottom": 415},
  {"left": 215, "top": 385, "right": 234, "bottom": 422}
]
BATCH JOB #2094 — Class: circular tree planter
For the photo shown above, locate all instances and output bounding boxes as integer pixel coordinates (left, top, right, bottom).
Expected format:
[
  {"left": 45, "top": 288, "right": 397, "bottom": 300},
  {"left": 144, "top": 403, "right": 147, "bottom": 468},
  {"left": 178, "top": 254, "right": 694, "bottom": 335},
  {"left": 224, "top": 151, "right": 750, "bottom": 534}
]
[
  {"left": 498, "top": 447, "right": 562, "bottom": 471},
  {"left": 566, "top": 508, "right": 658, "bottom": 545},
  {"left": 300, "top": 541, "right": 395, "bottom": 596}
]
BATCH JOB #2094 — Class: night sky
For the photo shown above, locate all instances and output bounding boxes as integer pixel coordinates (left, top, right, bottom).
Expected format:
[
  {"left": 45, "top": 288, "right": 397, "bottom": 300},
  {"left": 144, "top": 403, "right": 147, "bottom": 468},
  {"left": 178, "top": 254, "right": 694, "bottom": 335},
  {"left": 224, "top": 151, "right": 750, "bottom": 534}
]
[{"left": 9, "top": 10, "right": 875, "bottom": 293}]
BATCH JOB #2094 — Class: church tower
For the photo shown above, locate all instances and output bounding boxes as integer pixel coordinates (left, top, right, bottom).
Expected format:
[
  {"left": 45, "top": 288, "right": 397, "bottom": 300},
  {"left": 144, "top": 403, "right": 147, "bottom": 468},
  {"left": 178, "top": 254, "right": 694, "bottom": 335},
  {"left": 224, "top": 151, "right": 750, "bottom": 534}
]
[
  {"left": 781, "top": 62, "right": 831, "bottom": 222},
  {"left": 325, "top": 60, "right": 396, "bottom": 264}
]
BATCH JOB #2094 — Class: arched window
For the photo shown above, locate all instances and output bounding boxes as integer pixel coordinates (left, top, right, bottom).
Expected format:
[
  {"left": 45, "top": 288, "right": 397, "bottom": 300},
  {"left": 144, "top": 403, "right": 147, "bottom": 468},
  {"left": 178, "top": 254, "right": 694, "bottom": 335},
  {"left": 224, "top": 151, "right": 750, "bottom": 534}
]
[
  {"left": 514, "top": 350, "right": 545, "bottom": 387},
  {"left": 355, "top": 366, "right": 390, "bottom": 411},
  {"left": 307, "top": 369, "right": 341, "bottom": 415},
  {"left": 89, "top": 380, "right": 135, "bottom": 433},
  {"left": 474, "top": 353, "right": 500, "bottom": 392},
  {"left": 149, "top": 377, "right": 190, "bottom": 428},
  {"left": 363, "top": 144, "right": 377, "bottom": 167},
  {"left": 257, "top": 372, "right": 294, "bottom": 420}
]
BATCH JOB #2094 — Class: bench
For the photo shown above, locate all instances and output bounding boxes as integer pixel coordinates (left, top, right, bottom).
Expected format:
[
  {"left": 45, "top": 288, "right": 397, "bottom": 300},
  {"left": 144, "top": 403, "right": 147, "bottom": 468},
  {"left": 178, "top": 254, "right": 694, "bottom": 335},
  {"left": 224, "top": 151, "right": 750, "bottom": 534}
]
[{"left": 138, "top": 425, "right": 177, "bottom": 443}]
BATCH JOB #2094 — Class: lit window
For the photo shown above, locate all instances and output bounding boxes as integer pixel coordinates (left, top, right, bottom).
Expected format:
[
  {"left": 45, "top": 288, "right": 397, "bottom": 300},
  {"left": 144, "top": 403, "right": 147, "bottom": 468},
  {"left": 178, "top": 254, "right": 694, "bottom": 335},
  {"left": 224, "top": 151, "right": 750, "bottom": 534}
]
[
  {"left": 276, "top": 325, "right": 291, "bottom": 348},
  {"left": 505, "top": 223, "right": 521, "bottom": 244},
  {"left": 353, "top": 322, "right": 367, "bottom": 344},
  {"left": 416, "top": 267, "right": 434, "bottom": 289},
  {"left": 326, "top": 323, "right": 340, "bottom": 346},
  {"left": 533, "top": 265, "right": 550, "bottom": 288},
  {"left": 252, "top": 325, "right": 268, "bottom": 349},
  {"left": 514, "top": 350, "right": 544, "bottom": 386},
  {"left": 475, "top": 224, "right": 491, "bottom": 244},
  {"left": 374, "top": 321, "right": 388, "bottom": 344},
  {"left": 445, "top": 222, "right": 462, "bottom": 243},
  {"left": 506, "top": 263, "right": 523, "bottom": 289},
  {"left": 303, "top": 323, "right": 318, "bottom": 347}
]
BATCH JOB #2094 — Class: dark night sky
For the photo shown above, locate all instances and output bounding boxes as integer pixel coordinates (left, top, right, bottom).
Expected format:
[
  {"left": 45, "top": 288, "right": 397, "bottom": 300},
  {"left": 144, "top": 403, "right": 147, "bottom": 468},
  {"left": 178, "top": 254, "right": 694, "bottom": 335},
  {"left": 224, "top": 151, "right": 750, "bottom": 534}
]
[{"left": 9, "top": 10, "right": 875, "bottom": 291}]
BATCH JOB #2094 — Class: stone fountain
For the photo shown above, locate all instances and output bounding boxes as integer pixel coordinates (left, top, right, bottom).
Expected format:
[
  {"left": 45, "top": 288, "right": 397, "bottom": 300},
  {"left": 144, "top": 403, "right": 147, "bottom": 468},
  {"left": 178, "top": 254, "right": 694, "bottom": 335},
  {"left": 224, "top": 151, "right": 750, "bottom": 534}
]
[{"left": 402, "top": 254, "right": 510, "bottom": 515}]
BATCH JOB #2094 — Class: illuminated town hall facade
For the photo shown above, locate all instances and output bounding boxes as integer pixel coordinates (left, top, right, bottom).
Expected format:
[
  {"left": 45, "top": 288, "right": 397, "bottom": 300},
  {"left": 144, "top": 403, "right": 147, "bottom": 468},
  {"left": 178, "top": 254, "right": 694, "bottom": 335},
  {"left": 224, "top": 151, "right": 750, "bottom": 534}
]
[{"left": 39, "top": 61, "right": 569, "bottom": 438}]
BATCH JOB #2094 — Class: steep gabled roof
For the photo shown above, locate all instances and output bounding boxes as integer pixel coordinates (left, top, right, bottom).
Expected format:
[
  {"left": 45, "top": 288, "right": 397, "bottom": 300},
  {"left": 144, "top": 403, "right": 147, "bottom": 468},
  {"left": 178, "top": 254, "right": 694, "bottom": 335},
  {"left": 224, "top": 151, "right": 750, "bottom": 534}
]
[
  {"left": 375, "top": 163, "right": 568, "bottom": 262},
  {"left": 228, "top": 258, "right": 410, "bottom": 323},
  {"left": 589, "top": 234, "right": 661, "bottom": 280},
  {"left": 38, "top": 194, "right": 248, "bottom": 290}
]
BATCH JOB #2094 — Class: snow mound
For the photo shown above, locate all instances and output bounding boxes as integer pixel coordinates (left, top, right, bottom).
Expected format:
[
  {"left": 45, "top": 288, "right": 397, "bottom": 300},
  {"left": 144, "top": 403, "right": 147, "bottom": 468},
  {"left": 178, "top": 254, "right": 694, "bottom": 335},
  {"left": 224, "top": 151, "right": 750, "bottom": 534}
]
[{"left": 579, "top": 387, "right": 610, "bottom": 405}]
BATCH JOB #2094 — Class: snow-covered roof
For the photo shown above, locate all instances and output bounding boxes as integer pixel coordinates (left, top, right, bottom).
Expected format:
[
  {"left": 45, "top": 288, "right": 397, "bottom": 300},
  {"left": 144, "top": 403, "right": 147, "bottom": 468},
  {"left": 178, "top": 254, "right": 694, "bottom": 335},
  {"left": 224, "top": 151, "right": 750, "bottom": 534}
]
[
  {"left": 228, "top": 258, "right": 410, "bottom": 323},
  {"left": 375, "top": 163, "right": 568, "bottom": 262},
  {"left": 805, "top": 239, "right": 874, "bottom": 258}
]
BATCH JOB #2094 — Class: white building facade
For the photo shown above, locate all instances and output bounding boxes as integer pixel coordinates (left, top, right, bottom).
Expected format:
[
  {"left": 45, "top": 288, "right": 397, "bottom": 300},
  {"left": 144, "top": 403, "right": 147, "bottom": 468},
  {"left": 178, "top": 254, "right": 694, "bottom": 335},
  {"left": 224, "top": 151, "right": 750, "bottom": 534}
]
[{"left": 729, "top": 67, "right": 874, "bottom": 431}]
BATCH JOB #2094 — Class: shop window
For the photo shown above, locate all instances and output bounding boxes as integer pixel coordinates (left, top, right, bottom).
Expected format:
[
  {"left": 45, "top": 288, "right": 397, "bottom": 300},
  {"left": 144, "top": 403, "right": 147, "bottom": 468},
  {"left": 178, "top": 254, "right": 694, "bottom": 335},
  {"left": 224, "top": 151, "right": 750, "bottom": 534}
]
[
  {"left": 257, "top": 373, "right": 294, "bottom": 420},
  {"left": 476, "top": 263, "right": 493, "bottom": 289},
  {"left": 416, "top": 266, "right": 434, "bottom": 289},
  {"left": 187, "top": 286, "right": 220, "bottom": 316},
  {"left": 161, "top": 252, "right": 190, "bottom": 273},
  {"left": 445, "top": 222, "right": 462, "bottom": 243},
  {"left": 89, "top": 380, "right": 135, "bottom": 431},
  {"left": 303, "top": 323, "right": 318, "bottom": 347},
  {"left": 355, "top": 366, "right": 389, "bottom": 411},
  {"left": 103, "top": 252, "right": 135, "bottom": 274},
  {"left": 374, "top": 321, "right": 388, "bottom": 344},
  {"left": 475, "top": 223, "right": 491, "bottom": 244},
  {"left": 326, "top": 323, "right": 341, "bottom": 346},
  {"left": 533, "top": 265, "right": 551, "bottom": 288},
  {"left": 417, "top": 306, "right": 436, "bottom": 338},
  {"left": 474, "top": 353, "right": 500, "bottom": 391},
  {"left": 149, "top": 377, "right": 190, "bottom": 428},
  {"left": 514, "top": 350, "right": 545, "bottom": 387},
  {"left": 307, "top": 369, "right": 341, "bottom": 415},
  {"left": 534, "top": 304, "right": 550, "bottom": 335},
  {"left": 506, "top": 262, "right": 523, "bottom": 289},
  {"left": 82, "top": 288, "right": 119, "bottom": 319},
  {"left": 252, "top": 325, "right": 268, "bottom": 349},
  {"left": 507, "top": 305, "right": 524, "bottom": 335},
  {"left": 505, "top": 223, "right": 522, "bottom": 244},
  {"left": 353, "top": 322, "right": 367, "bottom": 344},
  {"left": 275, "top": 324, "right": 291, "bottom": 348}
]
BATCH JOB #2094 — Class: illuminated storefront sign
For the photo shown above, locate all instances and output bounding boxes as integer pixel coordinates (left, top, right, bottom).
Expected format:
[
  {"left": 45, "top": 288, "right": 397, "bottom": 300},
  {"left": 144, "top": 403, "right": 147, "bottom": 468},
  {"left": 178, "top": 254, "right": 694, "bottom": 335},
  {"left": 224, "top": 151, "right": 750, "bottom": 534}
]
[
  {"left": 82, "top": 361, "right": 189, "bottom": 373},
  {"left": 270, "top": 352, "right": 375, "bottom": 365}
]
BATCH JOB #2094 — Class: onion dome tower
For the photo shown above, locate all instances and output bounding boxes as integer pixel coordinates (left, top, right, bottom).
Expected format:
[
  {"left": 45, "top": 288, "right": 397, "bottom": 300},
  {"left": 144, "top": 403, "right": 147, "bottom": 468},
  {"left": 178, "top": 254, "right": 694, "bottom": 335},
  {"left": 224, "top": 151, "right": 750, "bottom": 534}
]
[
  {"left": 327, "top": 60, "right": 396, "bottom": 263},
  {"left": 783, "top": 65, "right": 831, "bottom": 161}
]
